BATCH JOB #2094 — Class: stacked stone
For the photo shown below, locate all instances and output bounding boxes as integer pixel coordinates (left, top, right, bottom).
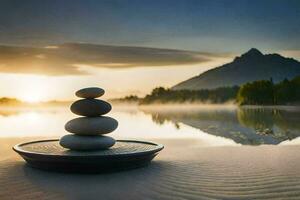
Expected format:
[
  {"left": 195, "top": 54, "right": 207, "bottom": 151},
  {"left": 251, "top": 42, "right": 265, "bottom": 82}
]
[{"left": 59, "top": 87, "right": 118, "bottom": 151}]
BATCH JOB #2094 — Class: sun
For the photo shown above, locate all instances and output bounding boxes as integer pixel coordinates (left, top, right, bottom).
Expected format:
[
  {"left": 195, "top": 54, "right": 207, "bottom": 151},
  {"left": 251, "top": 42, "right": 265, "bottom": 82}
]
[
  {"left": 16, "top": 77, "right": 50, "bottom": 103},
  {"left": 19, "top": 85, "right": 45, "bottom": 103},
  {"left": 21, "top": 93, "right": 43, "bottom": 103},
  {"left": 21, "top": 91, "right": 43, "bottom": 103}
]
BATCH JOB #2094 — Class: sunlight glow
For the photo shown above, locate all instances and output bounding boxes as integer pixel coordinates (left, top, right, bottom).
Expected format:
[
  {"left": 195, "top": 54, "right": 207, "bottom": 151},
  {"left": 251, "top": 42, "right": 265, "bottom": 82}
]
[
  {"left": 16, "top": 76, "right": 49, "bottom": 103},
  {"left": 21, "top": 93, "right": 43, "bottom": 103}
]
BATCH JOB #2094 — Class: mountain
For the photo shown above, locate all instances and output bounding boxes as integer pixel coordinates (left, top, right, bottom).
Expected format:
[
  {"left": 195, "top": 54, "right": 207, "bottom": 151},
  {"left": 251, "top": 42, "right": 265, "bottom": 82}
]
[{"left": 172, "top": 48, "right": 300, "bottom": 90}]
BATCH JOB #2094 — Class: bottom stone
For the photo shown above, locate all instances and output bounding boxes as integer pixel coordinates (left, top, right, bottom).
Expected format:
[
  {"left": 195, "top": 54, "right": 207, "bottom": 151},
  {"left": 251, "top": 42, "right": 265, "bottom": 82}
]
[{"left": 59, "top": 134, "right": 115, "bottom": 150}]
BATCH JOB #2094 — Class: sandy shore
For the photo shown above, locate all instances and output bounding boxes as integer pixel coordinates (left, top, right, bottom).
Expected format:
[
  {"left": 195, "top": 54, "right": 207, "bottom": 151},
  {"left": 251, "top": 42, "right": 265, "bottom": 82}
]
[{"left": 1, "top": 137, "right": 300, "bottom": 200}]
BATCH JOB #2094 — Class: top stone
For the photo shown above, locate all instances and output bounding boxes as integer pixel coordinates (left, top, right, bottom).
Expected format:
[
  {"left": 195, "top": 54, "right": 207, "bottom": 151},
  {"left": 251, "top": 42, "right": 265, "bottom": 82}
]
[{"left": 75, "top": 87, "right": 105, "bottom": 99}]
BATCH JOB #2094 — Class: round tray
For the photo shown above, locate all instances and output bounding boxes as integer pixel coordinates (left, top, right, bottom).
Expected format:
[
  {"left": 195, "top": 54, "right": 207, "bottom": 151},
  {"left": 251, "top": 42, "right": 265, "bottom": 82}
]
[{"left": 13, "top": 139, "right": 164, "bottom": 173}]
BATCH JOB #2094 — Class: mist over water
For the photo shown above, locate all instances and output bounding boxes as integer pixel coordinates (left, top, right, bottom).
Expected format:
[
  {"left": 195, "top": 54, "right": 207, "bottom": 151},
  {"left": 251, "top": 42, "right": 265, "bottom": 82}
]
[{"left": 0, "top": 104, "right": 299, "bottom": 146}]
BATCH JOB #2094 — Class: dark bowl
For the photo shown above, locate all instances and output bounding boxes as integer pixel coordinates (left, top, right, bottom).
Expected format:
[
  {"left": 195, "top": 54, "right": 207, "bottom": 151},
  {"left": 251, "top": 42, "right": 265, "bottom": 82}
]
[{"left": 13, "top": 139, "right": 164, "bottom": 173}]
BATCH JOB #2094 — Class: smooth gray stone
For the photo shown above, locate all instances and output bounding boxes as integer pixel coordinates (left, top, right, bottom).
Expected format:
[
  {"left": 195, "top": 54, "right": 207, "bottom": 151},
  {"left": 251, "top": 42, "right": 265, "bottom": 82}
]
[
  {"left": 59, "top": 135, "right": 116, "bottom": 150},
  {"left": 71, "top": 99, "right": 112, "bottom": 116},
  {"left": 65, "top": 116, "right": 118, "bottom": 135},
  {"left": 75, "top": 87, "right": 105, "bottom": 98}
]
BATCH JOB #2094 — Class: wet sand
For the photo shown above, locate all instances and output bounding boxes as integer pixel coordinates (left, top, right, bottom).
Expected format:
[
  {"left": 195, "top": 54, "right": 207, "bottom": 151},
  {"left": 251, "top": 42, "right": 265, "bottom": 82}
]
[{"left": 1, "top": 137, "right": 300, "bottom": 200}]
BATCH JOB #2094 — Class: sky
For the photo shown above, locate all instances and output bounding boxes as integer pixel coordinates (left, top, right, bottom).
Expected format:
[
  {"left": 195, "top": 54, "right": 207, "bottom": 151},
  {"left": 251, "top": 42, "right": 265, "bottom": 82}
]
[{"left": 0, "top": 0, "right": 299, "bottom": 101}]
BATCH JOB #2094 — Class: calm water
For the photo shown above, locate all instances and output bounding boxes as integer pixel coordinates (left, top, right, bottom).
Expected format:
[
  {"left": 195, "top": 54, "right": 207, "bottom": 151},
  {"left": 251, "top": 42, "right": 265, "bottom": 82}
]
[{"left": 1, "top": 105, "right": 299, "bottom": 146}]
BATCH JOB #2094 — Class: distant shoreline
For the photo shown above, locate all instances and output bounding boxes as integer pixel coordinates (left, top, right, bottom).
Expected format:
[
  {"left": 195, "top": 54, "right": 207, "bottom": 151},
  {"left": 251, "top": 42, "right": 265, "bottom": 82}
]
[{"left": 111, "top": 102, "right": 300, "bottom": 111}]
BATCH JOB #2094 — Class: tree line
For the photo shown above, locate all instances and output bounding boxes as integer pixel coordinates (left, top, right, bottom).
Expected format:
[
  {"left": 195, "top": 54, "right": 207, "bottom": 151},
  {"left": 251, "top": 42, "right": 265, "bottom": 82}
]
[
  {"left": 115, "top": 76, "right": 300, "bottom": 105},
  {"left": 140, "top": 86, "right": 239, "bottom": 104},
  {"left": 237, "top": 76, "right": 300, "bottom": 105}
]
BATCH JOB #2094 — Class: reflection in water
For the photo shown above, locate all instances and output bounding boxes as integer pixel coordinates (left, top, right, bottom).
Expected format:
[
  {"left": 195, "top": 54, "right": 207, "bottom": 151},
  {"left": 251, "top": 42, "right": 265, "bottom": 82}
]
[
  {"left": 0, "top": 105, "right": 299, "bottom": 146},
  {"left": 238, "top": 108, "right": 300, "bottom": 140},
  {"left": 0, "top": 108, "right": 22, "bottom": 116},
  {"left": 142, "top": 106, "right": 300, "bottom": 145},
  {"left": 0, "top": 107, "right": 70, "bottom": 138}
]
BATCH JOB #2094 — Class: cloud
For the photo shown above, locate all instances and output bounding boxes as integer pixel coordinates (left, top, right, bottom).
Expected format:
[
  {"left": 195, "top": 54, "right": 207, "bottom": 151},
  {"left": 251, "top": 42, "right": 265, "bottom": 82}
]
[{"left": 0, "top": 43, "right": 230, "bottom": 76}]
